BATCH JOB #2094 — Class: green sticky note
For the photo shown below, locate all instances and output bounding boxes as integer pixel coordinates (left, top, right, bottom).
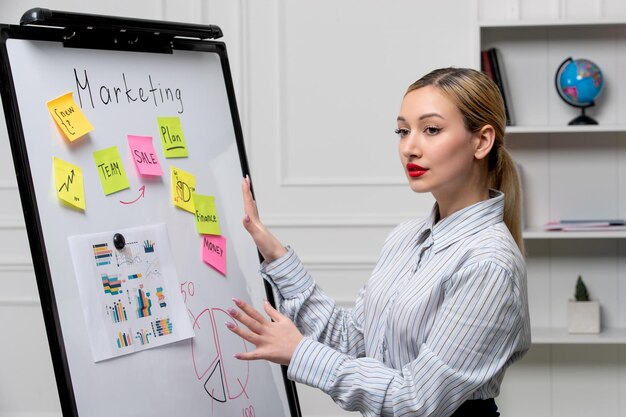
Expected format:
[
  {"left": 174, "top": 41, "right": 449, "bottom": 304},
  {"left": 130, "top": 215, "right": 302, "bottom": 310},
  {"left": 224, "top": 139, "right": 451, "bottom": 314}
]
[
  {"left": 93, "top": 146, "right": 130, "bottom": 195},
  {"left": 157, "top": 116, "right": 188, "bottom": 158},
  {"left": 193, "top": 194, "right": 221, "bottom": 235}
]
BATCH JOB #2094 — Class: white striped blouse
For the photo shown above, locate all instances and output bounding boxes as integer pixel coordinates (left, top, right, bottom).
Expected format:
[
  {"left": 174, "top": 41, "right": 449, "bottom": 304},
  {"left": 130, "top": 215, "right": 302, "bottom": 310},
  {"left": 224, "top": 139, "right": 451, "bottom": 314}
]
[{"left": 260, "top": 190, "right": 531, "bottom": 417}]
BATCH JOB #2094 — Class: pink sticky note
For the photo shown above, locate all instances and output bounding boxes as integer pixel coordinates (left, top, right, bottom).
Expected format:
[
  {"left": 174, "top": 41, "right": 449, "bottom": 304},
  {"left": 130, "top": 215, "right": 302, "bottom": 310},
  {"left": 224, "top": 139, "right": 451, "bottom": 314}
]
[
  {"left": 128, "top": 135, "right": 163, "bottom": 176},
  {"left": 201, "top": 234, "right": 226, "bottom": 275}
]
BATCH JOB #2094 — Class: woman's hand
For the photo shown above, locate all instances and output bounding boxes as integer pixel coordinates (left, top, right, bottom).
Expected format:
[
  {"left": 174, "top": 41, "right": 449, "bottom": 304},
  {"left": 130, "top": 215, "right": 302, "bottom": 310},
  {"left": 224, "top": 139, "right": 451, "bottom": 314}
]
[
  {"left": 242, "top": 175, "right": 287, "bottom": 262},
  {"left": 226, "top": 298, "right": 303, "bottom": 366}
]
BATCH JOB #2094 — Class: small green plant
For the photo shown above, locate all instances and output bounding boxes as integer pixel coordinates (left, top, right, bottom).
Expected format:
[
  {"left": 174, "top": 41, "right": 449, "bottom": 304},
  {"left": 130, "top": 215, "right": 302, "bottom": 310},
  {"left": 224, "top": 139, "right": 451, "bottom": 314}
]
[{"left": 575, "top": 275, "right": 590, "bottom": 301}]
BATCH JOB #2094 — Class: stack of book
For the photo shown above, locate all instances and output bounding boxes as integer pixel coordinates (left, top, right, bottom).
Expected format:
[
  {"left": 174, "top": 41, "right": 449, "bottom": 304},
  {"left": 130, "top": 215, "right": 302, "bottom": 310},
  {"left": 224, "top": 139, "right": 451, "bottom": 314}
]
[
  {"left": 480, "top": 47, "right": 514, "bottom": 126},
  {"left": 544, "top": 219, "right": 626, "bottom": 232}
]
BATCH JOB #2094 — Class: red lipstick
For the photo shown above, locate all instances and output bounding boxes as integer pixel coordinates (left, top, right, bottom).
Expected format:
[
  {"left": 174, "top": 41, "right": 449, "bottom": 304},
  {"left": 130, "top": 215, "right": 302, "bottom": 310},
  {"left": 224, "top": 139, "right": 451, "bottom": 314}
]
[{"left": 407, "top": 163, "right": 428, "bottom": 178}]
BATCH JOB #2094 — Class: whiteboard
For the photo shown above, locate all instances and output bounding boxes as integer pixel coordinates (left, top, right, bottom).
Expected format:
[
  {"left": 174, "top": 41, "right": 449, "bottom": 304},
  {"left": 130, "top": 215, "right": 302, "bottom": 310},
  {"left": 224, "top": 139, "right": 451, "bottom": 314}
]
[{"left": 1, "top": 23, "right": 297, "bottom": 417}]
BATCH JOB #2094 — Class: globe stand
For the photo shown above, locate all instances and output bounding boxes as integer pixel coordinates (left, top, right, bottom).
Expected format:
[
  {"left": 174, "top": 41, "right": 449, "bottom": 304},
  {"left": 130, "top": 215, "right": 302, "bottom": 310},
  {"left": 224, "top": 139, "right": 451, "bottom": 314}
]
[{"left": 569, "top": 106, "right": 598, "bottom": 125}]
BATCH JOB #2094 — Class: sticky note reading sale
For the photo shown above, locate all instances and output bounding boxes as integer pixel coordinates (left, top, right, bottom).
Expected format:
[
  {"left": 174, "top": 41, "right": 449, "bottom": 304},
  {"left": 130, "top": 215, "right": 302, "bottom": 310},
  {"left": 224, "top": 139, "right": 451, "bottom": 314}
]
[
  {"left": 53, "top": 157, "right": 85, "bottom": 210},
  {"left": 128, "top": 135, "right": 163, "bottom": 176},
  {"left": 171, "top": 166, "right": 196, "bottom": 213},
  {"left": 93, "top": 146, "right": 130, "bottom": 195},
  {"left": 193, "top": 194, "right": 221, "bottom": 235},
  {"left": 47, "top": 92, "right": 94, "bottom": 141},
  {"left": 202, "top": 234, "right": 226, "bottom": 275},
  {"left": 157, "top": 116, "right": 188, "bottom": 158}
]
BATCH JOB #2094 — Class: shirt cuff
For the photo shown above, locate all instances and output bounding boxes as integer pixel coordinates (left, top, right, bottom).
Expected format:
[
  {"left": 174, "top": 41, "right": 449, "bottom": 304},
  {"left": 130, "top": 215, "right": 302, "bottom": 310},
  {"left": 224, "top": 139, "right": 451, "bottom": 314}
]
[
  {"left": 287, "top": 337, "right": 345, "bottom": 391},
  {"left": 259, "top": 246, "right": 314, "bottom": 299}
]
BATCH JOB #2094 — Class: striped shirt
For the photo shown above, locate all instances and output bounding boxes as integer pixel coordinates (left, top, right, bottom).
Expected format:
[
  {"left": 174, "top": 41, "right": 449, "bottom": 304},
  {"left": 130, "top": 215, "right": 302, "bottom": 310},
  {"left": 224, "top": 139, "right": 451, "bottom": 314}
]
[{"left": 260, "top": 190, "right": 530, "bottom": 417}]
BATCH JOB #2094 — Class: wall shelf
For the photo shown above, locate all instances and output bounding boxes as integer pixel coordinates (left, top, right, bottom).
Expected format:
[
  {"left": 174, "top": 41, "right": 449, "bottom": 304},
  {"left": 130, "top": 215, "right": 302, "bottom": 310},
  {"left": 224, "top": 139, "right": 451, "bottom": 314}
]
[{"left": 532, "top": 327, "right": 626, "bottom": 344}]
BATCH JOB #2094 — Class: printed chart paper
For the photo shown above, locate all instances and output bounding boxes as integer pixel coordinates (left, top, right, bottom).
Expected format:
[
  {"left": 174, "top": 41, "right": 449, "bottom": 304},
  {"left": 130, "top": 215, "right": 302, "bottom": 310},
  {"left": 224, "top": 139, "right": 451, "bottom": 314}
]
[{"left": 68, "top": 223, "right": 194, "bottom": 362}]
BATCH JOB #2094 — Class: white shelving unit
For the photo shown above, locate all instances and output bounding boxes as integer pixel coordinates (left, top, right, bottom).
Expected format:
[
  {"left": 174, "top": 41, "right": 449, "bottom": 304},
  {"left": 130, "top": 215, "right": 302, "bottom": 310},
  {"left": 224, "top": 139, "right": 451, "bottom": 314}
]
[{"left": 479, "top": 20, "right": 626, "bottom": 345}]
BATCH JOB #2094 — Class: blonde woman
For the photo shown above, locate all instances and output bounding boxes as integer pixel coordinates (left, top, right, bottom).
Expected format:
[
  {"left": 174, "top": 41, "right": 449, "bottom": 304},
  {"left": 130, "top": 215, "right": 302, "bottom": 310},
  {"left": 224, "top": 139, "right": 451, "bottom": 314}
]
[{"left": 226, "top": 67, "right": 530, "bottom": 417}]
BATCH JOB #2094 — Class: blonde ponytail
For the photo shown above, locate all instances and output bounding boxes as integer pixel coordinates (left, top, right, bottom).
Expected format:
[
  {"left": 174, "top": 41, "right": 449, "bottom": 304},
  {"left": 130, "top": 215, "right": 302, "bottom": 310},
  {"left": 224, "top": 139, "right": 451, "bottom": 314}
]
[{"left": 490, "top": 146, "right": 524, "bottom": 254}]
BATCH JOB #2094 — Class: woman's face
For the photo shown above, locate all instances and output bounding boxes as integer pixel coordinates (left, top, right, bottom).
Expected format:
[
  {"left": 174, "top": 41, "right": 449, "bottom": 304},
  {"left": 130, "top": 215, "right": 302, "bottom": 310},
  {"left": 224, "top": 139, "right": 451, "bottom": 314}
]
[{"left": 396, "top": 85, "right": 483, "bottom": 205}]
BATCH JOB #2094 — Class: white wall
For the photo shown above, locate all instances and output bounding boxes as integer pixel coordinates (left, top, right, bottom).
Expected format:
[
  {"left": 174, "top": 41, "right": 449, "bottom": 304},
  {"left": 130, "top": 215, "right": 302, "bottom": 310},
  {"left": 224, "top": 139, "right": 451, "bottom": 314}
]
[{"left": 2, "top": 1, "right": 626, "bottom": 416}]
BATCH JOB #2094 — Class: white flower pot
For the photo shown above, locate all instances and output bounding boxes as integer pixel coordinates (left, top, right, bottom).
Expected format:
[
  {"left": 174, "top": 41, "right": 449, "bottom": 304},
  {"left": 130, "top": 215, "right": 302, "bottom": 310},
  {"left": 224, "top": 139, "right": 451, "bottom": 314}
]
[{"left": 567, "top": 300, "right": 600, "bottom": 334}]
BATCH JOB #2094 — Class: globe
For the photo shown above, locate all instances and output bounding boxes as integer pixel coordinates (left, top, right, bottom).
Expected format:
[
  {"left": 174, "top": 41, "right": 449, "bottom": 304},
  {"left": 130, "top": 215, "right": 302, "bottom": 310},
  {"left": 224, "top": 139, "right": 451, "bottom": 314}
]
[{"left": 555, "top": 57, "right": 604, "bottom": 125}]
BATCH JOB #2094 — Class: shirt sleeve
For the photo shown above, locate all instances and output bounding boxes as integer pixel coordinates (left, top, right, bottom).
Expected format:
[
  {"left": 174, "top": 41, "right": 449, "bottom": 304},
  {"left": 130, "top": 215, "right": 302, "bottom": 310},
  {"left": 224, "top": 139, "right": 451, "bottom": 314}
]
[
  {"left": 260, "top": 246, "right": 366, "bottom": 358},
  {"left": 287, "top": 260, "right": 528, "bottom": 417}
]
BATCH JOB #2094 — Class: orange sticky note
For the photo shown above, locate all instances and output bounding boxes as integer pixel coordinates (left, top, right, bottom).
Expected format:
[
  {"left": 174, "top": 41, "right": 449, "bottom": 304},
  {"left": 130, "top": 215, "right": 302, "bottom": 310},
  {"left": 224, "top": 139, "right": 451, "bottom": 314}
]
[
  {"left": 202, "top": 234, "right": 226, "bottom": 275},
  {"left": 47, "top": 92, "right": 94, "bottom": 141}
]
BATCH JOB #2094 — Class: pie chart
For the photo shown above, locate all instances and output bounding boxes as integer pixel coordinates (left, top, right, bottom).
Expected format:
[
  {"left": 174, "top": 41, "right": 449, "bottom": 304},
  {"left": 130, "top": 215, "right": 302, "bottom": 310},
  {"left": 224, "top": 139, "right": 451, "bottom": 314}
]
[{"left": 191, "top": 307, "right": 251, "bottom": 402}]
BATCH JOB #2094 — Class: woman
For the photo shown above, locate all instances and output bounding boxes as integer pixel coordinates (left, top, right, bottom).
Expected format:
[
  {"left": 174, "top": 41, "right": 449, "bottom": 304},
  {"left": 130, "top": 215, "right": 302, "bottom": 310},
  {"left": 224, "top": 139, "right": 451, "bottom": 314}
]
[{"left": 225, "top": 67, "right": 531, "bottom": 417}]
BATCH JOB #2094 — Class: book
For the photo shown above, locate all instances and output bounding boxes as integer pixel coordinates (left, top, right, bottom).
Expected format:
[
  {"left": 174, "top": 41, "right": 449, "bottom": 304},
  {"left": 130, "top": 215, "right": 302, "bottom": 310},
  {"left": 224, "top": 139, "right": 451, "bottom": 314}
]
[
  {"left": 480, "top": 49, "right": 495, "bottom": 81},
  {"left": 488, "top": 47, "right": 514, "bottom": 126}
]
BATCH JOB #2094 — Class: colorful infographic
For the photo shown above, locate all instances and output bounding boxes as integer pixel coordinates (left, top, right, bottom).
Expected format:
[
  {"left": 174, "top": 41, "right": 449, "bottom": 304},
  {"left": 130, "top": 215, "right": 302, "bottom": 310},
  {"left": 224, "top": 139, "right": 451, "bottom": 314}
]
[{"left": 68, "top": 223, "right": 194, "bottom": 362}]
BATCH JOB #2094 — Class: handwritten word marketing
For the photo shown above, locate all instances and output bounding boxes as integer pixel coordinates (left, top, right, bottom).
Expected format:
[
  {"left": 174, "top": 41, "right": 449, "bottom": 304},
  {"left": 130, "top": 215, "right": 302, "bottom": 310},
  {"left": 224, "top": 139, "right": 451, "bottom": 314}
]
[{"left": 73, "top": 69, "right": 184, "bottom": 114}]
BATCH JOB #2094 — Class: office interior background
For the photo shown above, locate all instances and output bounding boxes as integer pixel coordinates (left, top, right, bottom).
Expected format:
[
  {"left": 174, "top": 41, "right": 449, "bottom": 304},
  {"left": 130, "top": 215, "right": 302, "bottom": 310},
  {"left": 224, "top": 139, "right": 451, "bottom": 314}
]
[{"left": 2, "top": 0, "right": 626, "bottom": 416}]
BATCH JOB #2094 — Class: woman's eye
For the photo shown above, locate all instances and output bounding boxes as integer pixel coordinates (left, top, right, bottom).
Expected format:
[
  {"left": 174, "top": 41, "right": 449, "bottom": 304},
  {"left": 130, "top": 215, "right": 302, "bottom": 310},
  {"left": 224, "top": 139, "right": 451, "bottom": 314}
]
[
  {"left": 424, "top": 126, "right": 441, "bottom": 135},
  {"left": 394, "top": 128, "right": 409, "bottom": 137}
]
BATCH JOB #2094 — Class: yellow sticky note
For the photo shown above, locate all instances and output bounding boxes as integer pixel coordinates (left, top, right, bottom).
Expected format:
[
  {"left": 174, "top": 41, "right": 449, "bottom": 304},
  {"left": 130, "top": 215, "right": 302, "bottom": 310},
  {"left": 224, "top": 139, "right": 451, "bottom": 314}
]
[
  {"left": 53, "top": 157, "right": 85, "bottom": 210},
  {"left": 193, "top": 194, "right": 221, "bottom": 235},
  {"left": 47, "top": 92, "right": 94, "bottom": 141},
  {"left": 157, "top": 116, "right": 188, "bottom": 158},
  {"left": 171, "top": 166, "right": 196, "bottom": 213},
  {"left": 93, "top": 146, "right": 130, "bottom": 195}
]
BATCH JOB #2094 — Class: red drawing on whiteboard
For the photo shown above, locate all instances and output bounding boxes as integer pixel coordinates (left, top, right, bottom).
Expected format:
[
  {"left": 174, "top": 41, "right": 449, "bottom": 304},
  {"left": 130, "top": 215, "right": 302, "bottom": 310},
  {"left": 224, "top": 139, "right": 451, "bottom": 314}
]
[
  {"left": 190, "top": 307, "right": 250, "bottom": 403},
  {"left": 119, "top": 185, "right": 146, "bottom": 205}
]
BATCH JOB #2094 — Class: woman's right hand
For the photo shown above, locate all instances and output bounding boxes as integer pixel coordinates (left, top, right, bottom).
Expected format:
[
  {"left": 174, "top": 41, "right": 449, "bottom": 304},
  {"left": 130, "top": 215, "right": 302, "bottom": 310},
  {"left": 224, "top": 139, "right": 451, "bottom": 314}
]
[{"left": 242, "top": 175, "right": 287, "bottom": 262}]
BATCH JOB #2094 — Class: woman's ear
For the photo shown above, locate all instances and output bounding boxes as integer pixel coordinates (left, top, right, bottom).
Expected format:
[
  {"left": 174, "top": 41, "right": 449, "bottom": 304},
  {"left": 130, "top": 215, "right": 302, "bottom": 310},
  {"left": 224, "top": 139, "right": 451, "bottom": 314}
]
[{"left": 473, "top": 124, "right": 495, "bottom": 161}]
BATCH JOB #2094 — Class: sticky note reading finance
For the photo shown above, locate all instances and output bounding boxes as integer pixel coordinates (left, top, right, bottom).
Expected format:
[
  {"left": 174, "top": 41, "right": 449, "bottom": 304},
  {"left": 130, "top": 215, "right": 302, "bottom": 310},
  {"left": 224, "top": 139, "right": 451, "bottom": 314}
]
[
  {"left": 157, "top": 116, "right": 188, "bottom": 158},
  {"left": 171, "top": 166, "right": 196, "bottom": 213},
  {"left": 128, "top": 135, "right": 163, "bottom": 176},
  {"left": 193, "top": 194, "right": 221, "bottom": 235},
  {"left": 53, "top": 157, "right": 85, "bottom": 210},
  {"left": 47, "top": 92, "right": 94, "bottom": 141},
  {"left": 202, "top": 234, "right": 226, "bottom": 275},
  {"left": 93, "top": 146, "right": 130, "bottom": 195}
]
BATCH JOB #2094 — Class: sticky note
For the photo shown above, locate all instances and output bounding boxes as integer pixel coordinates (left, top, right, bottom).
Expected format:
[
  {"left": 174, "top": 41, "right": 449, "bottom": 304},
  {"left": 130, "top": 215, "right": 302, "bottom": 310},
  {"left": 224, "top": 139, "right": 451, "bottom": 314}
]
[
  {"left": 202, "top": 234, "right": 226, "bottom": 275},
  {"left": 53, "top": 157, "right": 85, "bottom": 210},
  {"left": 171, "top": 166, "right": 195, "bottom": 213},
  {"left": 93, "top": 146, "right": 130, "bottom": 195},
  {"left": 157, "top": 116, "right": 188, "bottom": 158},
  {"left": 128, "top": 135, "right": 163, "bottom": 176},
  {"left": 193, "top": 194, "right": 221, "bottom": 235},
  {"left": 47, "top": 92, "right": 94, "bottom": 141}
]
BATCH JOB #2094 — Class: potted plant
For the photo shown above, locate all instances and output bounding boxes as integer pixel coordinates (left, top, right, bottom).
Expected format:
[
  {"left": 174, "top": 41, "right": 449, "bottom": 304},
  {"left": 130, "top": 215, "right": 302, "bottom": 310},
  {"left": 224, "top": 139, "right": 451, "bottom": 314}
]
[{"left": 567, "top": 275, "right": 600, "bottom": 334}]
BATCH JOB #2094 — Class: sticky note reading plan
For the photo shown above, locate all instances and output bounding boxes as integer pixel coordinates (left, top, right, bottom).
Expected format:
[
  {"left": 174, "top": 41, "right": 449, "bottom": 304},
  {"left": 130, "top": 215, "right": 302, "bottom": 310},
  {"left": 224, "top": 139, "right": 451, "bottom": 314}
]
[
  {"left": 157, "top": 116, "right": 188, "bottom": 158},
  {"left": 171, "top": 166, "right": 196, "bottom": 213},
  {"left": 128, "top": 135, "right": 163, "bottom": 176},
  {"left": 193, "top": 194, "right": 221, "bottom": 235},
  {"left": 47, "top": 92, "right": 94, "bottom": 141},
  {"left": 93, "top": 146, "right": 130, "bottom": 195},
  {"left": 53, "top": 157, "right": 85, "bottom": 210},
  {"left": 202, "top": 234, "right": 226, "bottom": 275}
]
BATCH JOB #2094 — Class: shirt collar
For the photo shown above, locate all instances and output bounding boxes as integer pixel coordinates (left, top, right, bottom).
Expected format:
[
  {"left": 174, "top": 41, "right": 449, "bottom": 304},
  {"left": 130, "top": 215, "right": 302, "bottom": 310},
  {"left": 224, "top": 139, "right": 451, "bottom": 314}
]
[{"left": 421, "top": 190, "right": 505, "bottom": 253}]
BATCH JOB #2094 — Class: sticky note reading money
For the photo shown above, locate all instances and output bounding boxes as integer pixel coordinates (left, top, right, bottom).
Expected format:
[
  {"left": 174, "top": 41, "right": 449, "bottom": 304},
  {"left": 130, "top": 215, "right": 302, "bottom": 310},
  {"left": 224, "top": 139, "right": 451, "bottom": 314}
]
[
  {"left": 202, "top": 234, "right": 226, "bottom": 275},
  {"left": 193, "top": 194, "right": 221, "bottom": 235},
  {"left": 93, "top": 146, "right": 130, "bottom": 195},
  {"left": 171, "top": 166, "right": 195, "bottom": 213},
  {"left": 157, "top": 116, "right": 188, "bottom": 158},
  {"left": 47, "top": 92, "right": 94, "bottom": 141},
  {"left": 128, "top": 135, "right": 163, "bottom": 176},
  {"left": 53, "top": 157, "right": 85, "bottom": 210}
]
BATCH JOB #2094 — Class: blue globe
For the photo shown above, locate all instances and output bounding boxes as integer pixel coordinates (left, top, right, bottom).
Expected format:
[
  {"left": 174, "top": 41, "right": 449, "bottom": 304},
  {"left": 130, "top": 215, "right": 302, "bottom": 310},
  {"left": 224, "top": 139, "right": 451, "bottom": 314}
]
[{"left": 555, "top": 57, "right": 604, "bottom": 124}]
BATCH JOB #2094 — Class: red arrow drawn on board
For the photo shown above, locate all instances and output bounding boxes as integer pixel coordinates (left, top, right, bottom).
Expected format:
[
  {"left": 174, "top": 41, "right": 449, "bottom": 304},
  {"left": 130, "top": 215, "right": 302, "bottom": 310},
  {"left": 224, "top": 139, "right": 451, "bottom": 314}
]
[{"left": 119, "top": 185, "right": 146, "bottom": 205}]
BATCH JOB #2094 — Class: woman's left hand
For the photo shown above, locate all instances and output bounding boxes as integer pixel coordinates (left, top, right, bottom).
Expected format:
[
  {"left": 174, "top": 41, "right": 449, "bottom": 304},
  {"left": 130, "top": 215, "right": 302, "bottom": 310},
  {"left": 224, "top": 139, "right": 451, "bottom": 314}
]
[{"left": 226, "top": 298, "right": 303, "bottom": 366}]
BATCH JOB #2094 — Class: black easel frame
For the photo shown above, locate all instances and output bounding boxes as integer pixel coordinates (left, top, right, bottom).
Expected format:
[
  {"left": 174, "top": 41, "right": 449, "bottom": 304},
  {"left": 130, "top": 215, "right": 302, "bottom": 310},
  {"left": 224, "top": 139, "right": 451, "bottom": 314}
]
[{"left": 0, "top": 8, "right": 301, "bottom": 417}]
